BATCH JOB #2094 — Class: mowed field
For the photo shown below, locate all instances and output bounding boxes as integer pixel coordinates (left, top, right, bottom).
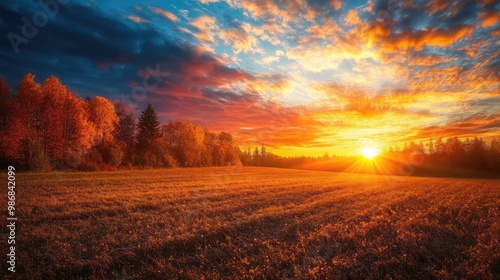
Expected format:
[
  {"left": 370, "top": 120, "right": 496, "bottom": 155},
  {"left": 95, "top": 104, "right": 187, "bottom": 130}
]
[{"left": 3, "top": 167, "right": 500, "bottom": 279}]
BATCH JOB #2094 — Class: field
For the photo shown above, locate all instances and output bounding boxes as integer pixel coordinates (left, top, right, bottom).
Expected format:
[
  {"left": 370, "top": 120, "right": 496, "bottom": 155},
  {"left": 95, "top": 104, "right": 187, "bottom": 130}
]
[{"left": 3, "top": 167, "right": 500, "bottom": 279}]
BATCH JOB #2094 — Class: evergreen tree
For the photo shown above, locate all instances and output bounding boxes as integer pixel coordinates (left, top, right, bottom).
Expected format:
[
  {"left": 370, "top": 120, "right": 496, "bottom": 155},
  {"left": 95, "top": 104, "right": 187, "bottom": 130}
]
[
  {"left": 260, "top": 145, "right": 266, "bottom": 157},
  {"left": 137, "top": 103, "right": 161, "bottom": 147}
]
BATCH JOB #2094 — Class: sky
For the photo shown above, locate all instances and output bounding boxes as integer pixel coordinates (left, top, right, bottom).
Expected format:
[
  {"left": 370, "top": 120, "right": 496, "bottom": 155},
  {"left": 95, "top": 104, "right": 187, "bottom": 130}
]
[{"left": 0, "top": 0, "right": 499, "bottom": 156}]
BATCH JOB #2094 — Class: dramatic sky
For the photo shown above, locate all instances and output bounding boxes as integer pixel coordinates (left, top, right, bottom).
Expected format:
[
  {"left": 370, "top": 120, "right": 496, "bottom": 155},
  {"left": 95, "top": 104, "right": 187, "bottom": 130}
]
[{"left": 1, "top": 0, "right": 499, "bottom": 156}]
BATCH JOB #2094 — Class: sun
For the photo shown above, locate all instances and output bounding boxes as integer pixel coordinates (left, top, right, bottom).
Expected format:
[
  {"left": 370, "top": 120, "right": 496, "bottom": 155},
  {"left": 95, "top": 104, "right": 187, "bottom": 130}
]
[{"left": 362, "top": 147, "right": 380, "bottom": 159}]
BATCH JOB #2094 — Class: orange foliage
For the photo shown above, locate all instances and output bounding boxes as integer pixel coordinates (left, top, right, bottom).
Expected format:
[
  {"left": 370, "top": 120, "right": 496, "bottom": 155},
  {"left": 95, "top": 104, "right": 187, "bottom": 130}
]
[
  {"left": 0, "top": 77, "right": 26, "bottom": 162},
  {"left": 41, "top": 76, "right": 66, "bottom": 161},
  {"left": 88, "top": 96, "right": 119, "bottom": 144}
]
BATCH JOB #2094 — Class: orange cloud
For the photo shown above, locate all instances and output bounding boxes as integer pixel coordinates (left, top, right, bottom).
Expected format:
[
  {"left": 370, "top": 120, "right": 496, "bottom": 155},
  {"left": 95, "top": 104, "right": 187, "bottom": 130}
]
[
  {"left": 150, "top": 7, "right": 178, "bottom": 21},
  {"left": 287, "top": 31, "right": 377, "bottom": 73},
  {"left": 345, "top": 9, "right": 361, "bottom": 26},
  {"left": 479, "top": 0, "right": 498, "bottom": 6},
  {"left": 421, "top": 0, "right": 450, "bottom": 14},
  {"left": 492, "top": 30, "right": 500, "bottom": 44},
  {"left": 409, "top": 113, "right": 500, "bottom": 141},
  {"left": 296, "top": 18, "right": 343, "bottom": 48},
  {"left": 408, "top": 54, "right": 458, "bottom": 66},
  {"left": 228, "top": 105, "right": 325, "bottom": 148},
  {"left": 379, "top": 25, "right": 474, "bottom": 50},
  {"left": 127, "top": 15, "right": 148, "bottom": 23},
  {"left": 457, "top": 39, "right": 491, "bottom": 57},
  {"left": 231, "top": 0, "right": 320, "bottom": 27},
  {"left": 219, "top": 23, "right": 261, "bottom": 54},
  {"left": 252, "top": 22, "right": 288, "bottom": 45},
  {"left": 480, "top": 10, "right": 500, "bottom": 28},
  {"left": 237, "top": 0, "right": 281, "bottom": 20},
  {"left": 191, "top": 15, "right": 218, "bottom": 43},
  {"left": 247, "top": 73, "right": 291, "bottom": 97},
  {"left": 409, "top": 55, "right": 500, "bottom": 92},
  {"left": 331, "top": 0, "right": 342, "bottom": 11}
]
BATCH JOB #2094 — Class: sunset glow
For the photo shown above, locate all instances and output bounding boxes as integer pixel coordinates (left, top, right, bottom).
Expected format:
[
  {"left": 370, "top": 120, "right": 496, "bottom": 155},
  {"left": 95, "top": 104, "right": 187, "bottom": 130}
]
[
  {"left": 362, "top": 147, "right": 380, "bottom": 159},
  {"left": 1, "top": 0, "right": 499, "bottom": 156},
  {"left": 1, "top": 2, "right": 499, "bottom": 278}
]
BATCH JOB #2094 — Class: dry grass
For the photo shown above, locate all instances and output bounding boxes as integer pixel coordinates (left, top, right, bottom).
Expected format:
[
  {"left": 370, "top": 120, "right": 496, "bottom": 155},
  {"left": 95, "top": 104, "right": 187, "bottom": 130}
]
[{"left": 2, "top": 167, "right": 500, "bottom": 279}]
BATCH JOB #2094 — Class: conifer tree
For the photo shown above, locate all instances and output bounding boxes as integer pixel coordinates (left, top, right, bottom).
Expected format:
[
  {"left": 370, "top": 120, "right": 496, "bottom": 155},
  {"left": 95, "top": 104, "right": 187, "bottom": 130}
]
[{"left": 137, "top": 103, "right": 161, "bottom": 147}]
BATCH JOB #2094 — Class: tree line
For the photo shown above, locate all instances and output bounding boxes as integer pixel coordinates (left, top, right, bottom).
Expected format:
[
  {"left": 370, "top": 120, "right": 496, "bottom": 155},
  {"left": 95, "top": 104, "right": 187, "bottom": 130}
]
[
  {"left": 240, "top": 137, "right": 500, "bottom": 176},
  {"left": 1, "top": 73, "right": 498, "bottom": 176},
  {"left": 382, "top": 137, "right": 500, "bottom": 175},
  {"left": 0, "top": 74, "right": 240, "bottom": 171}
]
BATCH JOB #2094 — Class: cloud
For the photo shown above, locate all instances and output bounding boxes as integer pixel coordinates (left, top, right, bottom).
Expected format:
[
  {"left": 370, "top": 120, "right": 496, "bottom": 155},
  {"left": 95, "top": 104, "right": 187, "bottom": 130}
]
[
  {"left": 219, "top": 22, "right": 261, "bottom": 54},
  {"left": 0, "top": 2, "right": 256, "bottom": 107},
  {"left": 127, "top": 15, "right": 149, "bottom": 23},
  {"left": 304, "top": 18, "right": 340, "bottom": 42},
  {"left": 286, "top": 15, "right": 382, "bottom": 73},
  {"left": 191, "top": 15, "right": 219, "bottom": 43},
  {"left": 377, "top": 24, "right": 475, "bottom": 50},
  {"left": 251, "top": 22, "right": 288, "bottom": 45},
  {"left": 480, "top": 10, "right": 500, "bottom": 28},
  {"left": 236, "top": 0, "right": 282, "bottom": 20},
  {"left": 199, "top": 0, "right": 222, "bottom": 3},
  {"left": 179, "top": 9, "right": 189, "bottom": 20},
  {"left": 230, "top": 0, "right": 339, "bottom": 27},
  {"left": 408, "top": 54, "right": 459, "bottom": 66},
  {"left": 345, "top": 9, "right": 361, "bottom": 26},
  {"left": 330, "top": 0, "right": 342, "bottom": 11},
  {"left": 258, "top": 56, "right": 280, "bottom": 65},
  {"left": 150, "top": 6, "right": 178, "bottom": 21},
  {"left": 410, "top": 113, "right": 500, "bottom": 140},
  {"left": 421, "top": 0, "right": 450, "bottom": 14}
]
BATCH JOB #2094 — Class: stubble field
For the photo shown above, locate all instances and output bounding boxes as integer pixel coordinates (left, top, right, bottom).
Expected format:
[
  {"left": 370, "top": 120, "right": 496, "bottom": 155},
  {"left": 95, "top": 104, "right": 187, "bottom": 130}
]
[{"left": 2, "top": 167, "right": 500, "bottom": 279}]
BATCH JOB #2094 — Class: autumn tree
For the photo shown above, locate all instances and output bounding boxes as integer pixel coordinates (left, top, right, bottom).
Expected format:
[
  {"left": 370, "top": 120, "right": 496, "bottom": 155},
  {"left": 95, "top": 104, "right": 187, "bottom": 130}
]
[
  {"left": 201, "top": 130, "right": 217, "bottom": 166},
  {"left": 0, "top": 77, "right": 11, "bottom": 164},
  {"left": 62, "top": 91, "right": 95, "bottom": 168},
  {"left": 41, "top": 76, "right": 66, "bottom": 162},
  {"left": 0, "top": 77, "right": 25, "bottom": 166},
  {"left": 162, "top": 121, "right": 241, "bottom": 167},
  {"left": 113, "top": 102, "right": 136, "bottom": 145},
  {"left": 163, "top": 121, "right": 204, "bottom": 167},
  {"left": 17, "top": 73, "right": 49, "bottom": 169},
  {"left": 181, "top": 121, "right": 205, "bottom": 167},
  {"left": 0, "top": 72, "right": 247, "bottom": 170},
  {"left": 108, "top": 102, "right": 136, "bottom": 167},
  {"left": 488, "top": 137, "right": 500, "bottom": 171},
  {"left": 465, "top": 137, "right": 487, "bottom": 169},
  {"left": 88, "top": 96, "right": 119, "bottom": 144},
  {"left": 215, "top": 132, "right": 239, "bottom": 165},
  {"left": 435, "top": 137, "right": 445, "bottom": 158},
  {"left": 237, "top": 147, "right": 252, "bottom": 166},
  {"left": 92, "top": 101, "right": 137, "bottom": 168}
]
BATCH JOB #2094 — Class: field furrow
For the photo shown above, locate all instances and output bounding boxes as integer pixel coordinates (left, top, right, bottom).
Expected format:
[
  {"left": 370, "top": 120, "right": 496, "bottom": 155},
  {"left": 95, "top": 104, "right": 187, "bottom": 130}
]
[{"left": 3, "top": 167, "right": 500, "bottom": 279}]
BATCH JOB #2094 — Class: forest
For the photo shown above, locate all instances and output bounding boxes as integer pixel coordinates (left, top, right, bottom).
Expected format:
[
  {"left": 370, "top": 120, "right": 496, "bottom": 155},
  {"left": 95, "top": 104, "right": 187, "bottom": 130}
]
[
  {"left": 1, "top": 73, "right": 499, "bottom": 176},
  {"left": 0, "top": 74, "right": 240, "bottom": 171},
  {"left": 243, "top": 138, "right": 500, "bottom": 177}
]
